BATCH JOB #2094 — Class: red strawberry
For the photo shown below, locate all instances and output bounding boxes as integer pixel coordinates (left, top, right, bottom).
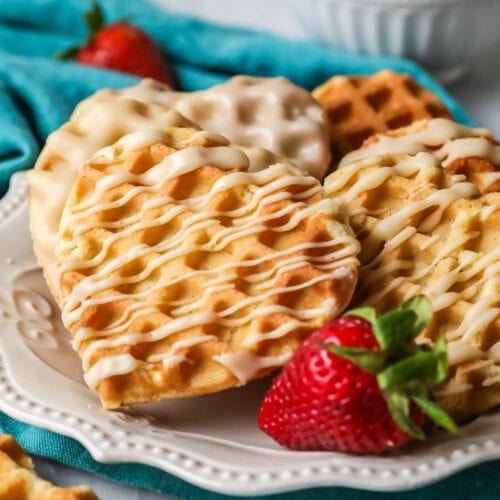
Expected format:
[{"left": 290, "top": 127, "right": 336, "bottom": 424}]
[
  {"left": 258, "top": 296, "right": 457, "bottom": 453},
  {"left": 57, "top": 2, "right": 175, "bottom": 87}
]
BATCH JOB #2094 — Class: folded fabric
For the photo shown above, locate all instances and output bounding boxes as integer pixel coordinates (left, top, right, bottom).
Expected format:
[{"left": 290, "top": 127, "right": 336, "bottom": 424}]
[
  {"left": 0, "top": 1, "right": 491, "bottom": 499},
  {"left": 0, "top": 0, "right": 473, "bottom": 197}
]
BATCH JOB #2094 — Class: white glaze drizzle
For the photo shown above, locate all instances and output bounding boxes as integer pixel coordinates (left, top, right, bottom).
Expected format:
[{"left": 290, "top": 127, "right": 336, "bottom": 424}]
[
  {"left": 212, "top": 350, "right": 293, "bottom": 383},
  {"left": 340, "top": 118, "right": 495, "bottom": 166},
  {"left": 29, "top": 77, "right": 330, "bottom": 305},
  {"left": 58, "top": 129, "right": 358, "bottom": 389},
  {"left": 339, "top": 118, "right": 500, "bottom": 192},
  {"left": 120, "top": 76, "right": 330, "bottom": 178},
  {"left": 326, "top": 148, "right": 500, "bottom": 397}
]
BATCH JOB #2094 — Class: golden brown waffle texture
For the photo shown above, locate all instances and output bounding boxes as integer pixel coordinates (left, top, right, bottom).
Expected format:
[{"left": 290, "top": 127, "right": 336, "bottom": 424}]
[
  {"left": 0, "top": 435, "right": 97, "bottom": 500},
  {"left": 325, "top": 151, "right": 500, "bottom": 420},
  {"left": 55, "top": 126, "right": 359, "bottom": 408},
  {"left": 28, "top": 74, "right": 500, "bottom": 420},
  {"left": 313, "top": 70, "right": 451, "bottom": 167},
  {"left": 340, "top": 118, "right": 500, "bottom": 194}
]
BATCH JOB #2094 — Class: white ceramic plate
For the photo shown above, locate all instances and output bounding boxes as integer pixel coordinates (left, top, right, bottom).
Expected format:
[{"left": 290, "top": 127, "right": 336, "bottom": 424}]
[{"left": 1, "top": 172, "right": 499, "bottom": 496}]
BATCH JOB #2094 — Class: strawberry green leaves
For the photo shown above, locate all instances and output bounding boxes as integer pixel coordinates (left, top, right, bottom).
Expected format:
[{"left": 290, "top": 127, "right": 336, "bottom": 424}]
[
  {"left": 377, "top": 336, "right": 449, "bottom": 390},
  {"left": 322, "top": 344, "right": 387, "bottom": 373},
  {"left": 375, "top": 295, "right": 432, "bottom": 349},
  {"left": 385, "top": 390, "right": 425, "bottom": 440},
  {"left": 412, "top": 396, "right": 457, "bottom": 433},
  {"left": 326, "top": 296, "right": 457, "bottom": 440},
  {"left": 55, "top": 47, "right": 80, "bottom": 61},
  {"left": 85, "top": 1, "right": 106, "bottom": 37},
  {"left": 56, "top": 2, "right": 104, "bottom": 61},
  {"left": 346, "top": 296, "right": 432, "bottom": 350}
]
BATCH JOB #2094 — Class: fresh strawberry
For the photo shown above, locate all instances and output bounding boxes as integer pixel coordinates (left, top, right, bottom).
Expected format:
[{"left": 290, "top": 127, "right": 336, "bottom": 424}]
[
  {"left": 258, "top": 296, "right": 456, "bottom": 453},
  {"left": 57, "top": 2, "right": 175, "bottom": 87}
]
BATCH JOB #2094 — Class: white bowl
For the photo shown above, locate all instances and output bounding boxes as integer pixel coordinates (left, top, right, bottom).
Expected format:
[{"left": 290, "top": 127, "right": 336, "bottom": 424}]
[{"left": 291, "top": 0, "right": 500, "bottom": 82}]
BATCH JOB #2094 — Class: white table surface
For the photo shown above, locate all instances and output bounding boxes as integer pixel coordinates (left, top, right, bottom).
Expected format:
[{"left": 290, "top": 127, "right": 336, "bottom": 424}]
[{"left": 30, "top": 1, "right": 500, "bottom": 498}]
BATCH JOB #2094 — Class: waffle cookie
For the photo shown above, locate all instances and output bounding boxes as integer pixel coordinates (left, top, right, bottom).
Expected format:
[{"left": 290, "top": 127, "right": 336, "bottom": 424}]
[
  {"left": 29, "top": 105, "right": 194, "bottom": 303},
  {"left": 29, "top": 77, "right": 330, "bottom": 303},
  {"left": 123, "top": 76, "right": 331, "bottom": 179},
  {"left": 324, "top": 152, "right": 500, "bottom": 420},
  {"left": 340, "top": 118, "right": 500, "bottom": 194},
  {"left": 313, "top": 70, "right": 451, "bottom": 166},
  {"left": 55, "top": 126, "right": 359, "bottom": 409},
  {"left": 0, "top": 435, "right": 96, "bottom": 500}
]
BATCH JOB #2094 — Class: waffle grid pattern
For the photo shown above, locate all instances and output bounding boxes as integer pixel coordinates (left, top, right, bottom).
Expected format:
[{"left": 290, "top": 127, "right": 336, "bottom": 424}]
[
  {"left": 325, "top": 153, "right": 500, "bottom": 419},
  {"left": 313, "top": 70, "right": 451, "bottom": 167}
]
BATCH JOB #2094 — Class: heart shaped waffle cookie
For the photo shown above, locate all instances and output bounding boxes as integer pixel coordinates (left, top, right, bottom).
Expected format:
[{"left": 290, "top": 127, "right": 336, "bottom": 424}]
[
  {"left": 123, "top": 76, "right": 331, "bottom": 178},
  {"left": 325, "top": 151, "right": 500, "bottom": 419},
  {"left": 56, "top": 126, "right": 359, "bottom": 409}
]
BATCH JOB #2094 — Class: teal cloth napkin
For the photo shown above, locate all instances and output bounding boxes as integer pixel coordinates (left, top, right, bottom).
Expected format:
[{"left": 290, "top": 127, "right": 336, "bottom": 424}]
[
  {"left": 0, "top": 0, "right": 495, "bottom": 498},
  {"left": 0, "top": 0, "right": 474, "bottom": 195}
]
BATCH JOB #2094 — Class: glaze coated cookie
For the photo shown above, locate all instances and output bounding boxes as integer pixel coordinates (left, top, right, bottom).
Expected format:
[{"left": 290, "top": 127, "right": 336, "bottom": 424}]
[
  {"left": 56, "top": 126, "right": 358, "bottom": 408},
  {"left": 325, "top": 150, "right": 500, "bottom": 419}
]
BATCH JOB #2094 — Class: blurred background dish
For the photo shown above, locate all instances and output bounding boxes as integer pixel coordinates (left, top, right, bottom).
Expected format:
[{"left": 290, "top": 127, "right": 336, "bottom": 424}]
[{"left": 290, "top": 0, "right": 500, "bottom": 83}]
